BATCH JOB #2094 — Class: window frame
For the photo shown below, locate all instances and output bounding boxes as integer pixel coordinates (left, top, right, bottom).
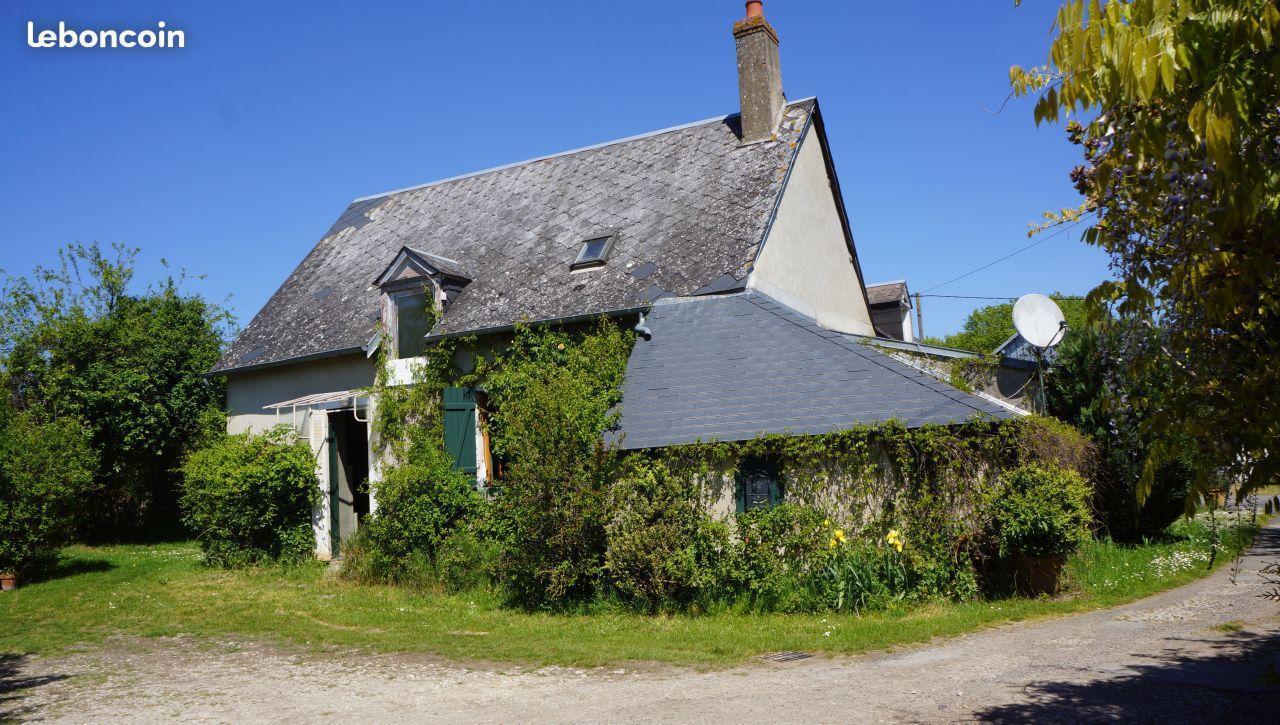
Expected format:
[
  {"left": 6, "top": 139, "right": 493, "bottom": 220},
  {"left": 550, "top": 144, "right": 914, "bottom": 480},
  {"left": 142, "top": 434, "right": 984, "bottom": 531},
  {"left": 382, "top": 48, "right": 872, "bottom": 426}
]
[
  {"left": 570, "top": 234, "right": 616, "bottom": 270},
  {"left": 736, "top": 458, "right": 782, "bottom": 512},
  {"left": 387, "top": 283, "right": 435, "bottom": 359}
]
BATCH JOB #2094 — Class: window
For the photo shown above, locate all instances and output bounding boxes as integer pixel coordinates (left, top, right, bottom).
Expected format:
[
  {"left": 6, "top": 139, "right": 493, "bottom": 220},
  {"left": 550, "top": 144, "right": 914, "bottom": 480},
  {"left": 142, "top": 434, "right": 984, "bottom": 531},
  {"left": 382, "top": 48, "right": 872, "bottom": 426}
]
[
  {"left": 737, "top": 459, "right": 780, "bottom": 512},
  {"left": 571, "top": 235, "right": 614, "bottom": 269},
  {"left": 394, "top": 290, "right": 430, "bottom": 358}
]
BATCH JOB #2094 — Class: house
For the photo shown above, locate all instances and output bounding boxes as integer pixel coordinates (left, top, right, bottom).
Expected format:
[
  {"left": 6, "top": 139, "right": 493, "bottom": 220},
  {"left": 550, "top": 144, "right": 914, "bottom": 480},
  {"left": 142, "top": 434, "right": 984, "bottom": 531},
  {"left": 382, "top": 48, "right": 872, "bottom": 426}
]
[
  {"left": 212, "top": 2, "right": 1012, "bottom": 558},
  {"left": 865, "top": 280, "right": 915, "bottom": 342}
]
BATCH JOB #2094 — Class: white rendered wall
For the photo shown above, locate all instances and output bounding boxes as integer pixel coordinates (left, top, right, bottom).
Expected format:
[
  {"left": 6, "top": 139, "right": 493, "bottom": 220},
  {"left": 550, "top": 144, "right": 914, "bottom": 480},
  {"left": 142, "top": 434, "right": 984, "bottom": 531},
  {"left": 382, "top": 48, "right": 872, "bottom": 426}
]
[
  {"left": 224, "top": 354, "right": 376, "bottom": 435},
  {"left": 748, "top": 125, "right": 874, "bottom": 335}
]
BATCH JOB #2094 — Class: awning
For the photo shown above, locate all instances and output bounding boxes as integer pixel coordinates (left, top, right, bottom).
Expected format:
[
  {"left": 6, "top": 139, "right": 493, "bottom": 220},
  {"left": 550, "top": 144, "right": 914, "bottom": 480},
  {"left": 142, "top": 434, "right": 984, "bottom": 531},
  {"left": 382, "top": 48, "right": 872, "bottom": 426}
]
[
  {"left": 263, "top": 389, "right": 371, "bottom": 429},
  {"left": 262, "top": 390, "right": 368, "bottom": 411}
]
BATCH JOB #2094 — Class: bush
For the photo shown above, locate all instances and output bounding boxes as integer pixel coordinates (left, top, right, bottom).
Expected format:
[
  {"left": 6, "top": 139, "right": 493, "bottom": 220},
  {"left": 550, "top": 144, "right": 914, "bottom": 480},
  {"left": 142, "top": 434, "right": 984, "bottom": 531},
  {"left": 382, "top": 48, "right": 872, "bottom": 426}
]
[
  {"left": 179, "top": 426, "right": 318, "bottom": 567},
  {"left": 988, "top": 464, "right": 1093, "bottom": 559},
  {"left": 0, "top": 409, "right": 97, "bottom": 576},
  {"left": 484, "top": 322, "right": 633, "bottom": 606},
  {"left": 734, "top": 503, "right": 830, "bottom": 611},
  {"left": 342, "top": 460, "right": 483, "bottom": 584},
  {"left": 605, "top": 462, "right": 739, "bottom": 611}
]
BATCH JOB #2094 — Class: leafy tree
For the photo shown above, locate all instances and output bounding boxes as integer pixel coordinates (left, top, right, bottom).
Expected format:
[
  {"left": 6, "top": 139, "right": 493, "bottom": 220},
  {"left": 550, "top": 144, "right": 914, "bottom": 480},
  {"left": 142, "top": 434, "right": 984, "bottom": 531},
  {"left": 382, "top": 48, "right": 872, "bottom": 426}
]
[
  {"left": 1045, "top": 324, "right": 1192, "bottom": 539},
  {"left": 1012, "top": 0, "right": 1280, "bottom": 496},
  {"left": 927, "top": 294, "right": 1088, "bottom": 353},
  {"left": 0, "top": 243, "right": 230, "bottom": 538}
]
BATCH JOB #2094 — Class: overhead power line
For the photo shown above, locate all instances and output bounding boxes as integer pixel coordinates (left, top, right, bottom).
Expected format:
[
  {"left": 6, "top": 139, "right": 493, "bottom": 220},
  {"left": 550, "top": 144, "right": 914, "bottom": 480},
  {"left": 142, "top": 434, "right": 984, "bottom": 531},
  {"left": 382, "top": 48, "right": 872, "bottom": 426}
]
[
  {"left": 919, "top": 294, "right": 1087, "bottom": 301},
  {"left": 921, "top": 214, "right": 1094, "bottom": 294}
]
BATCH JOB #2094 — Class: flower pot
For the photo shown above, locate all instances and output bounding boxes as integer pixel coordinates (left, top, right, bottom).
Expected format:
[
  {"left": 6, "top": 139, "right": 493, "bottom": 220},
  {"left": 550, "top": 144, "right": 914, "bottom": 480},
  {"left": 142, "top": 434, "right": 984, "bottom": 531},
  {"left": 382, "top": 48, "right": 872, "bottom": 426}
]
[
  {"left": 1012, "top": 554, "right": 1065, "bottom": 596},
  {"left": 0, "top": 572, "right": 16, "bottom": 591}
]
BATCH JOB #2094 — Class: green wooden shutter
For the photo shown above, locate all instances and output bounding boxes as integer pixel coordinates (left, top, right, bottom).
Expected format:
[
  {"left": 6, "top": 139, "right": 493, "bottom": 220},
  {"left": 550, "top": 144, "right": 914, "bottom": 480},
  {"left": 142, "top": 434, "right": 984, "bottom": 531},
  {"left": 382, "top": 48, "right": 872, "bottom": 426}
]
[{"left": 442, "top": 387, "right": 477, "bottom": 475}]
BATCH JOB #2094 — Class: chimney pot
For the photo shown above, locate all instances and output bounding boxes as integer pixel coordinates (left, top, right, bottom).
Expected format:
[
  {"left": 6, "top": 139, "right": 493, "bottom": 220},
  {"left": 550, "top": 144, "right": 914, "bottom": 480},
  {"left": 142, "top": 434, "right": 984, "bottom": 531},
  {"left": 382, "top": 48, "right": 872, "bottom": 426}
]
[{"left": 733, "top": 2, "right": 784, "bottom": 144}]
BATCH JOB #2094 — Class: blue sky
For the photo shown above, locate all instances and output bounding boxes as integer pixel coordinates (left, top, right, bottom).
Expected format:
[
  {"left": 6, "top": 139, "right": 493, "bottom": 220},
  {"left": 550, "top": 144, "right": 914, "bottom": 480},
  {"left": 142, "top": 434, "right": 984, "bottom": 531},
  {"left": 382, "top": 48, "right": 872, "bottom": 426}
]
[{"left": 0, "top": 0, "right": 1109, "bottom": 338}]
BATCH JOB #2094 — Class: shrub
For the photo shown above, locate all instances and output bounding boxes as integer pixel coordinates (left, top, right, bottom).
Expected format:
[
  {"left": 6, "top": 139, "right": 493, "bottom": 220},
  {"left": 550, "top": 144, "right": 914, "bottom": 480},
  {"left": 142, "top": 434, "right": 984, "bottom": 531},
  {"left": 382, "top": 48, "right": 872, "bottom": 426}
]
[
  {"left": 179, "top": 426, "right": 318, "bottom": 567},
  {"left": 0, "top": 409, "right": 97, "bottom": 576},
  {"left": 605, "top": 461, "right": 739, "bottom": 611},
  {"left": 734, "top": 503, "right": 830, "bottom": 611},
  {"left": 434, "top": 526, "right": 503, "bottom": 593},
  {"left": 343, "top": 460, "right": 483, "bottom": 584},
  {"left": 483, "top": 321, "right": 633, "bottom": 606},
  {"left": 988, "top": 464, "right": 1093, "bottom": 559}
]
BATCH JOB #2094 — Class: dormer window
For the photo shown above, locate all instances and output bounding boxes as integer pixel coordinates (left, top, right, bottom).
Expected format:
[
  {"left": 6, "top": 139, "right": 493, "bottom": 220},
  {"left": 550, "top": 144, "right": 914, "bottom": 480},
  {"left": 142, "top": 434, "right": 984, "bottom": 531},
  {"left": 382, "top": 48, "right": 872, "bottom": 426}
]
[
  {"left": 373, "top": 246, "right": 472, "bottom": 359},
  {"left": 571, "top": 235, "right": 614, "bottom": 270}
]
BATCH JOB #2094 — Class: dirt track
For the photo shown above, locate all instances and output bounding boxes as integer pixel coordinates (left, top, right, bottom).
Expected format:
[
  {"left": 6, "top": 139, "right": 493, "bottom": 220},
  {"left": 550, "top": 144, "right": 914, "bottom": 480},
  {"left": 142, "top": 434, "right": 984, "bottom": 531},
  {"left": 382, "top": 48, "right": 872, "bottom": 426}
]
[{"left": 5, "top": 522, "right": 1280, "bottom": 723}]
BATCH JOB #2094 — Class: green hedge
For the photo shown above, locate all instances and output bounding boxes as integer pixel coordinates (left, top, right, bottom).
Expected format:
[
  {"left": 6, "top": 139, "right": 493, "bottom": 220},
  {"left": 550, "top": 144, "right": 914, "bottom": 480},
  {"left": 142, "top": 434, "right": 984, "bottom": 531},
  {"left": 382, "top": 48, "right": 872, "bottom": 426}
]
[
  {"left": 180, "top": 426, "right": 318, "bottom": 567},
  {"left": 0, "top": 409, "right": 97, "bottom": 576},
  {"left": 987, "top": 464, "right": 1093, "bottom": 558}
]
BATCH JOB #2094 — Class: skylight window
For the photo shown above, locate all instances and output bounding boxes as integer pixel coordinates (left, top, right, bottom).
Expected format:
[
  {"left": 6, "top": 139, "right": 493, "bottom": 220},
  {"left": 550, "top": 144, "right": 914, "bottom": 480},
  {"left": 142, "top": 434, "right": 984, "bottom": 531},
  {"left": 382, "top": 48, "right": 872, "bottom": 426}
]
[{"left": 571, "top": 235, "right": 614, "bottom": 270}]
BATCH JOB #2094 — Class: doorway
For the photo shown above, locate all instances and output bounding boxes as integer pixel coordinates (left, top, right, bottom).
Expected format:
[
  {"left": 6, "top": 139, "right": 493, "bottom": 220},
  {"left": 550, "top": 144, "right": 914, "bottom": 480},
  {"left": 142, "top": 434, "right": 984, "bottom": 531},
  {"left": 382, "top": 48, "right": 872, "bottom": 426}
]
[{"left": 327, "top": 409, "right": 369, "bottom": 557}]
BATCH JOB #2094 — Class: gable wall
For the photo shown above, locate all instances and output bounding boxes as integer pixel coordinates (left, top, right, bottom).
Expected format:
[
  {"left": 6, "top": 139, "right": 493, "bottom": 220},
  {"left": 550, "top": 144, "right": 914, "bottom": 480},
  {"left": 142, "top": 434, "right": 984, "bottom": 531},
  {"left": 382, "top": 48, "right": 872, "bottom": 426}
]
[{"left": 746, "top": 125, "right": 873, "bottom": 335}]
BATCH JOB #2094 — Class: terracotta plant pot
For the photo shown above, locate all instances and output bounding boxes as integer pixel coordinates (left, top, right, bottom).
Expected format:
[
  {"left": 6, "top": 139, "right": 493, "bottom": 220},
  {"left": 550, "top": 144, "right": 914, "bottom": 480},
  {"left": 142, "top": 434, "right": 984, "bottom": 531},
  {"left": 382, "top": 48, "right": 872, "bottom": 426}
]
[
  {"left": 1012, "top": 554, "right": 1065, "bottom": 596},
  {"left": 0, "top": 572, "right": 16, "bottom": 591}
]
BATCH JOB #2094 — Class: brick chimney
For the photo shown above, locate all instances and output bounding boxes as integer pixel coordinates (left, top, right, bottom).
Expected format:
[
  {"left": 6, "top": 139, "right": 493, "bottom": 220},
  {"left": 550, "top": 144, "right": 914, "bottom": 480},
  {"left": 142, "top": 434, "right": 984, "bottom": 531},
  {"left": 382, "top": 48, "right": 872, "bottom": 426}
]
[{"left": 733, "top": 0, "right": 784, "bottom": 144}]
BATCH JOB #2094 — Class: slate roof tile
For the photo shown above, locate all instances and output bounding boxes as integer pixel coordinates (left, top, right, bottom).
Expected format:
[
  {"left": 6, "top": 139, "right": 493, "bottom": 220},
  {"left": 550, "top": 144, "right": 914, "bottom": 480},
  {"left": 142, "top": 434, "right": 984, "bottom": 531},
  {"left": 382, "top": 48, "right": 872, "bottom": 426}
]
[
  {"left": 613, "top": 291, "right": 1015, "bottom": 450},
  {"left": 214, "top": 101, "right": 815, "bottom": 373}
]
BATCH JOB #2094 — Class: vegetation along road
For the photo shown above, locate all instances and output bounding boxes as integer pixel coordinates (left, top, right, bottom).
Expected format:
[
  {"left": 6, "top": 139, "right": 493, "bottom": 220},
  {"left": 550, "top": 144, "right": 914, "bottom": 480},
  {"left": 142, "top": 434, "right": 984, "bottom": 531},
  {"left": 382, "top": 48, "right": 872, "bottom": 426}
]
[{"left": 3, "top": 518, "right": 1277, "bottom": 723}]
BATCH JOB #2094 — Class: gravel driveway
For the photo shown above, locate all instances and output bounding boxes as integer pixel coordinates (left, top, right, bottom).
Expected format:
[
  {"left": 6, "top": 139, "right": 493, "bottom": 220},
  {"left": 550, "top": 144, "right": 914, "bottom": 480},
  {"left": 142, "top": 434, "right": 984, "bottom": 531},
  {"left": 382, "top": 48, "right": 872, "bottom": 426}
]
[{"left": 5, "top": 522, "right": 1279, "bottom": 723}]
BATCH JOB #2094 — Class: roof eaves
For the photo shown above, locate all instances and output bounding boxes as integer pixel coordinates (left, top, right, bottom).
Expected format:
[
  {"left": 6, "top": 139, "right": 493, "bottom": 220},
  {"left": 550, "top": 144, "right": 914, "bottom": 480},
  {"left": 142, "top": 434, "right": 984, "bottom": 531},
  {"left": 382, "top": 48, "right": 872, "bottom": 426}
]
[
  {"left": 423, "top": 304, "right": 648, "bottom": 342},
  {"left": 855, "top": 335, "right": 979, "bottom": 360},
  {"left": 206, "top": 345, "right": 366, "bottom": 378}
]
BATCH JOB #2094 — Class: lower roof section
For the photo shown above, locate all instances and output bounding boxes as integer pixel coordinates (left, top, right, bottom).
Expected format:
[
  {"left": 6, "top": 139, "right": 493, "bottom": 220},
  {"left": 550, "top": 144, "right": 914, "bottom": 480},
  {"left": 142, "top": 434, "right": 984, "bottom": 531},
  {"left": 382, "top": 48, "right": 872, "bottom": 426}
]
[{"left": 614, "top": 291, "right": 1013, "bottom": 451}]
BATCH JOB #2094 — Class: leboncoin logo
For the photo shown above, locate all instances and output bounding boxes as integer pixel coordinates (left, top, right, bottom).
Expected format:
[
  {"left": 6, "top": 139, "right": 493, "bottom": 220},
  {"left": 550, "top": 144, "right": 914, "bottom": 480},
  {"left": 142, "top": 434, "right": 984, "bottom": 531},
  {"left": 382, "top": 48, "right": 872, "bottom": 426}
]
[{"left": 27, "top": 21, "right": 185, "bottom": 49}]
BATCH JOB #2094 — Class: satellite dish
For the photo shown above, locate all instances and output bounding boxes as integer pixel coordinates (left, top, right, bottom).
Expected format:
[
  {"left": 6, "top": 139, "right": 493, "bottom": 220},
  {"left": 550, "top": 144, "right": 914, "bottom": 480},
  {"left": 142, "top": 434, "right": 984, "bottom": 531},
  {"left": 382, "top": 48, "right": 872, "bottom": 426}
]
[{"left": 1013, "top": 294, "right": 1067, "bottom": 349}]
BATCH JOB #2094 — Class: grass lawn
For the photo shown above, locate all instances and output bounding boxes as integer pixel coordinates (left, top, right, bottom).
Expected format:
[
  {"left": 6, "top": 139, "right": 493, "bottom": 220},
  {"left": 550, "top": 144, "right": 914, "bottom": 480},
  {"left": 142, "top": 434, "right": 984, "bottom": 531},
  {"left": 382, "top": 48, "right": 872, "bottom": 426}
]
[{"left": 0, "top": 512, "right": 1261, "bottom": 669}]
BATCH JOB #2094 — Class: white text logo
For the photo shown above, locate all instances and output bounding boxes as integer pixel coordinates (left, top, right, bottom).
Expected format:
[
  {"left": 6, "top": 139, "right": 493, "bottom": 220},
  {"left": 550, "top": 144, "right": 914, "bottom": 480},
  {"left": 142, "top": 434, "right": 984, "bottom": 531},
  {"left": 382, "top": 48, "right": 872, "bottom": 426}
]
[{"left": 27, "top": 21, "right": 185, "bottom": 49}]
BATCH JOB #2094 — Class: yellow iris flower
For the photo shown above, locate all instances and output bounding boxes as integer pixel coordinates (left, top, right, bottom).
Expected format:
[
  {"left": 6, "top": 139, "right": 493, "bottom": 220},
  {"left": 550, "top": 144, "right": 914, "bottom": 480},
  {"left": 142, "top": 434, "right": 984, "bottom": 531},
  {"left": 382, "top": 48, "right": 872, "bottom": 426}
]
[{"left": 886, "top": 529, "right": 903, "bottom": 552}]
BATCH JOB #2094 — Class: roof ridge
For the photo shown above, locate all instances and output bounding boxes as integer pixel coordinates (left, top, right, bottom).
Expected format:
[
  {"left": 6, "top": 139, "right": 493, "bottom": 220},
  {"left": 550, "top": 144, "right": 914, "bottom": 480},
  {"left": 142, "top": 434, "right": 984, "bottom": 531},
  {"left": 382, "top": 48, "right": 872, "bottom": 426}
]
[{"left": 352, "top": 98, "right": 819, "bottom": 204}]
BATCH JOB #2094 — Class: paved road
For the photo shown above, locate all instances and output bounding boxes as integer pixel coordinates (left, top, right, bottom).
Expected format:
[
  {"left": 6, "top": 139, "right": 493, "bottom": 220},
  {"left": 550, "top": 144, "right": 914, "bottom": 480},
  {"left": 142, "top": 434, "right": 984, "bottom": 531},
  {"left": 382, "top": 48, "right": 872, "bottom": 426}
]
[{"left": 5, "top": 523, "right": 1280, "bottom": 723}]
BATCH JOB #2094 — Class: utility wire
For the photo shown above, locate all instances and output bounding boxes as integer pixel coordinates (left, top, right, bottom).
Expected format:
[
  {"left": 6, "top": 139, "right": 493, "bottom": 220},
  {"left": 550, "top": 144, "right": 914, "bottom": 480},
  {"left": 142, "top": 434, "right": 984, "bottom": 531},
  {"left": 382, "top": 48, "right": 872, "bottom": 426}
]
[
  {"left": 919, "top": 294, "right": 1087, "bottom": 301},
  {"left": 921, "top": 214, "right": 1093, "bottom": 294}
]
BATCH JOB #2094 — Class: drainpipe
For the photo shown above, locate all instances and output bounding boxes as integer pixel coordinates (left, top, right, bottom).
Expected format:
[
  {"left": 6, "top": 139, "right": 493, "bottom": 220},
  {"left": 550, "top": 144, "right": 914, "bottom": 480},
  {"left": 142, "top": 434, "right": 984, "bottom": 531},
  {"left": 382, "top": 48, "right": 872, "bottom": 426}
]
[{"left": 634, "top": 313, "right": 652, "bottom": 340}]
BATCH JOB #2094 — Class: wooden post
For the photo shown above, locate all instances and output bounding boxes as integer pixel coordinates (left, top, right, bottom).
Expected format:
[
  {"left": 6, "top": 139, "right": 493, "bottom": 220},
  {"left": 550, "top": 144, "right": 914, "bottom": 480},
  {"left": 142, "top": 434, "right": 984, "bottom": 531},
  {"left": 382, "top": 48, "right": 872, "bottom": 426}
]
[{"left": 914, "top": 292, "right": 924, "bottom": 340}]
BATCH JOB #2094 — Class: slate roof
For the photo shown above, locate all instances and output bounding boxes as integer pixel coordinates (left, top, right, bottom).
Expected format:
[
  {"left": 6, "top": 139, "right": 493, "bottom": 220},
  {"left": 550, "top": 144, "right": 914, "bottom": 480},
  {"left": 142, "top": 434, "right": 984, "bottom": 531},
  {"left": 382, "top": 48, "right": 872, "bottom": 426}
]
[
  {"left": 614, "top": 291, "right": 1013, "bottom": 450},
  {"left": 866, "top": 280, "right": 909, "bottom": 307},
  {"left": 213, "top": 100, "right": 818, "bottom": 374}
]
